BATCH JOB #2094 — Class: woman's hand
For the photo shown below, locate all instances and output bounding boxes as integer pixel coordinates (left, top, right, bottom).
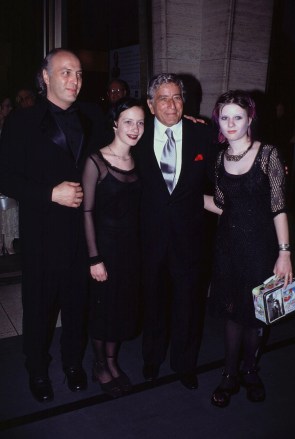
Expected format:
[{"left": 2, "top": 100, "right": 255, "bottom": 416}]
[
  {"left": 204, "top": 194, "right": 223, "bottom": 215},
  {"left": 90, "top": 262, "right": 108, "bottom": 282},
  {"left": 273, "top": 252, "right": 293, "bottom": 288}
]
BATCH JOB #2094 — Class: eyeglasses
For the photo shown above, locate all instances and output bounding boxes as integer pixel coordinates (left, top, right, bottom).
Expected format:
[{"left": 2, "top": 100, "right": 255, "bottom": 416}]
[
  {"left": 17, "top": 95, "right": 33, "bottom": 103},
  {"left": 109, "top": 88, "right": 124, "bottom": 94}
]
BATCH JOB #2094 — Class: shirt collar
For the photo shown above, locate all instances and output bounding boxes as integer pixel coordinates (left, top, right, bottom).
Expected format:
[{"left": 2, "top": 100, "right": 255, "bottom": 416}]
[
  {"left": 47, "top": 99, "right": 78, "bottom": 114},
  {"left": 154, "top": 117, "right": 182, "bottom": 139}
]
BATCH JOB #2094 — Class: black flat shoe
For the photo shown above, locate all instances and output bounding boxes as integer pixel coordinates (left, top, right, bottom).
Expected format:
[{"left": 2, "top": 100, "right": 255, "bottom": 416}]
[
  {"left": 143, "top": 364, "right": 160, "bottom": 382},
  {"left": 240, "top": 369, "right": 265, "bottom": 402},
  {"left": 92, "top": 362, "right": 123, "bottom": 398},
  {"left": 64, "top": 366, "right": 87, "bottom": 392},
  {"left": 179, "top": 373, "right": 199, "bottom": 390},
  {"left": 29, "top": 376, "right": 54, "bottom": 402},
  {"left": 211, "top": 371, "right": 240, "bottom": 408},
  {"left": 100, "top": 379, "right": 123, "bottom": 398},
  {"left": 115, "top": 372, "right": 133, "bottom": 393}
]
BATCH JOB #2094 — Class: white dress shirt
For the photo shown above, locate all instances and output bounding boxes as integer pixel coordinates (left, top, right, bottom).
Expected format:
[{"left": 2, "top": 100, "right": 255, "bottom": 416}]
[{"left": 153, "top": 118, "right": 183, "bottom": 187}]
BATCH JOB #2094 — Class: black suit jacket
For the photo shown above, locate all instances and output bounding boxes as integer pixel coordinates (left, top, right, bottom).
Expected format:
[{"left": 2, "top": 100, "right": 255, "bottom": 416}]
[
  {"left": 0, "top": 100, "right": 104, "bottom": 272},
  {"left": 135, "top": 117, "right": 214, "bottom": 269}
]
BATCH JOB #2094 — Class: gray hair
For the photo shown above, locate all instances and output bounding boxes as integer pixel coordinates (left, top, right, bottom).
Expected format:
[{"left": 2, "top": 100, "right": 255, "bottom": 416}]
[{"left": 147, "top": 73, "right": 185, "bottom": 101}]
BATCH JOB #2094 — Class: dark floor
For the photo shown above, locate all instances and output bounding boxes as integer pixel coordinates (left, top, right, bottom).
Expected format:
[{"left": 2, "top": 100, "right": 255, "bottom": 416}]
[
  {"left": 0, "top": 240, "right": 294, "bottom": 438},
  {"left": 0, "top": 293, "right": 294, "bottom": 438},
  {"left": 0, "top": 253, "right": 21, "bottom": 274}
]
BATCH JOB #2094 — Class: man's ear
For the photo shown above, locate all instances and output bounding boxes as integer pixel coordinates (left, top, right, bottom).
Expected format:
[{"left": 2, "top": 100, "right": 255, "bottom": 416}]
[
  {"left": 147, "top": 99, "right": 155, "bottom": 115},
  {"left": 43, "top": 69, "right": 49, "bottom": 86}
]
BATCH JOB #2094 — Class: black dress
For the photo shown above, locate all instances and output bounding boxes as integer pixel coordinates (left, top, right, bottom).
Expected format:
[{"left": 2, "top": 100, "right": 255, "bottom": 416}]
[
  {"left": 209, "top": 144, "right": 287, "bottom": 327},
  {"left": 82, "top": 151, "right": 141, "bottom": 340}
]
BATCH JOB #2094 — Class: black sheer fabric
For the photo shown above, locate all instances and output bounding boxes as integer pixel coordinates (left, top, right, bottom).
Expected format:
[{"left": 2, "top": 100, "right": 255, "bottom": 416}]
[
  {"left": 223, "top": 320, "right": 263, "bottom": 375},
  {"left": 209, "top": 144, "right": 287, "bottom": 327},
  {"left": 82, "top": 151, "right": 141, "bottom": 340}
]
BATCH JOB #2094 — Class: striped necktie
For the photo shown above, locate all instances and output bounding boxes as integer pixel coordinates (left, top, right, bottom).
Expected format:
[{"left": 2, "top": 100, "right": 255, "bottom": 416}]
[{"left": 160, "top": 128, "right": 176, "bottom": 193}]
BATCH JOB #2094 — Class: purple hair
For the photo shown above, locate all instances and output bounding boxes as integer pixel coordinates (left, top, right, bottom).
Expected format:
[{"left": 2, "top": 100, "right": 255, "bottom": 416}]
[{"left": 212, "top": 90, "right": 256, "bottom": 143}]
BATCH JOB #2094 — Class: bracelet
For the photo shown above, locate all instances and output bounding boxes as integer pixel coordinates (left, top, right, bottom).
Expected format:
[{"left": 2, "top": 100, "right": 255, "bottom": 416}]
[{"left": 279, "top": 243, "right": 291, "bottom": 251}]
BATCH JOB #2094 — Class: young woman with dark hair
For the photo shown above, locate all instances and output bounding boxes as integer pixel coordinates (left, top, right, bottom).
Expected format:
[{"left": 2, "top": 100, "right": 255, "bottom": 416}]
[{"left": 82, "top": 97, "right": 145, "bottom": 397}]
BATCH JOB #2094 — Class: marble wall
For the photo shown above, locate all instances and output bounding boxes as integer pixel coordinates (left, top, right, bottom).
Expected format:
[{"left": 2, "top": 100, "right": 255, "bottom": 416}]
[{"left": 151, "top": 0, "right": 274, "bottom": 117}]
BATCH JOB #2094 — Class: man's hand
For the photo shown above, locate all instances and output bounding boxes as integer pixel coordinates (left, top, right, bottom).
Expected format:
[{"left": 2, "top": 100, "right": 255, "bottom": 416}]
[
  {"left": 52, "top": 181, "right": 83, "bottom": 208},
  {"left": 184, "top": 115, "right": 207, "bottom": 124}
]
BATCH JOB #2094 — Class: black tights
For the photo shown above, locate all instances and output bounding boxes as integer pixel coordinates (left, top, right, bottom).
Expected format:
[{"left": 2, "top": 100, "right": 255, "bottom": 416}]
[
  {"left": 224, "top": 319, "right": 264, "bottom": 375},
  {"left": 92, "top": 339, "right": 122, "bottom": 383}
]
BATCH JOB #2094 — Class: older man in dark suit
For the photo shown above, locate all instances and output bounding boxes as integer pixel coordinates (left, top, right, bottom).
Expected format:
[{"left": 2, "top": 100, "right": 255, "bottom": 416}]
[
  {"left": 136, "top": 73, "right": 213, "bottom": 389},
  {"left": 0, "top": 48, "right": 104, "bottom": 402}
]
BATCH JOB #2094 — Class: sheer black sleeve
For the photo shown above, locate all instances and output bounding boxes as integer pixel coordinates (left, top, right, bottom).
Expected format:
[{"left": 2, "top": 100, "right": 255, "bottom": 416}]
[
  {"left": 213, "top": 151, "right": 225, "bottom": 210},
  {"left": 261, "top": 145, "right": 287, "bottom": 217},
  {"left": 82, "top": 154, "right": 107, "bottom": 265}
]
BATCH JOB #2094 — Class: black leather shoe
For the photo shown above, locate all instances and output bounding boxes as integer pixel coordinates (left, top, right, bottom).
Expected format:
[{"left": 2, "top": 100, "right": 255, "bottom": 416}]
[
  {"left": 29, "top": 376, "right": 54, "bottom": 402},
  {"left": 240, "top": 369, "right": 265, "bottom": 402},
  {"left": 143, "top": 364, "right": 160, "bottom": 382},
  {"left": 115, "top": 372, "right": 133, "bottom": 393},
  {"left": 64, "top": 366, "right": 87, "bottom": 392},
  {"left": 211, "top": 370, "right": 240, "bottom": 408},
  {"left": 179, "top": 373, "right": 199, "bottom": 390},
  {"left": 100, "top": 379, "right": 123, "bottom": 398}
]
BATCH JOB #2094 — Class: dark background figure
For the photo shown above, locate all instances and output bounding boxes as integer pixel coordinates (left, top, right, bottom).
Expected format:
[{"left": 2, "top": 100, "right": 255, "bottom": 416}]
[
  {"left": 272, "top": 100, "right": 294, "bottom": 167},
  {"left": 249, "top": 90, "right": 274, "bottom": 144},
  {"left": 0, "top": 48, "right": 105, "bottom": 403},
  {"left": 135, "top": 73, "right": 213, "bottom": 391},
  {"left": 15, "top": 88, "right": 37, "bottom": 109},
  {"left": 178, "top": 73, "right": 203, "bottom": 120},
  {"left": 106, "top": 78, "right": 130, "bottom": 107},
  {"left": 102, "top": 78, "right": 131, "bottom": 143},
  {"left": 0, "top": 95, "right": 13, "bottom": 136}
]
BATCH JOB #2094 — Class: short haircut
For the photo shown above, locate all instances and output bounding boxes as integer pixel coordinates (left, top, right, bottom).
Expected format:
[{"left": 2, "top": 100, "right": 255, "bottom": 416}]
[
  {"left": 147, "top": 73, "right": 185, "bottom": 102},
  {"left": 212, "top": 90, "right": 256, "bottom": 143}
]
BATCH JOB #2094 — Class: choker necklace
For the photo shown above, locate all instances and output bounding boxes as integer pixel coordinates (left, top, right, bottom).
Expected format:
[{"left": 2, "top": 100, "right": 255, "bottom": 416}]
[
  {"left": 224, "top": 141, "right": 254, "bottom": 162},
  {"left": 108, "top": 145, "right": 131, "bottom": 161}
]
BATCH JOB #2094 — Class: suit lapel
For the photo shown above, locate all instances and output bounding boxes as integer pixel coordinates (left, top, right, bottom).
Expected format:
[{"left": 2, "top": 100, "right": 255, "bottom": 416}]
[
  {"left": 75, "top": 109, "right": 89, "bottom": 163},
  {"left": 178, "top": 120, "right": 191, "bottom": 179},
  {"left": 40, "top": 108, "right": 69, "bottom": 161},
  {"left": 169, "top": 119, "right": 190, "bottom": 195},
  {"left": 40, "top": 108, "right": 69, "bottom": 154},
  {"left": 39, "top": 104, "right": 86, "bottom": 164}
]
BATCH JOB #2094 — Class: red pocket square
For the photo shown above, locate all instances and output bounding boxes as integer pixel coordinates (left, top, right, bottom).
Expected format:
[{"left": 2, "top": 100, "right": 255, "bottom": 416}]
[{"left": 194, "top": 154, "right": 204, "bottom": 161}]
